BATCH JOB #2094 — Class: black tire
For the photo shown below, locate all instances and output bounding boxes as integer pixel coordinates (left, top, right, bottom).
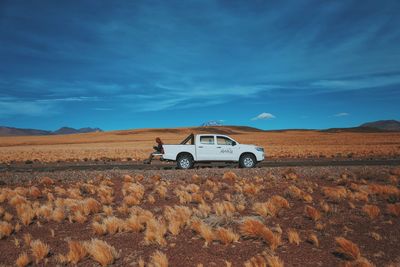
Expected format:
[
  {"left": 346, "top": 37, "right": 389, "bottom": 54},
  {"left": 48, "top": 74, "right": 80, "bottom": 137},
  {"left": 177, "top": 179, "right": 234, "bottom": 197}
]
[
  {"left": 239, "top": 153, "right": 256, "bottom": 168},
  {"left": 177, "top": 154, "right": 194, "bottom": 169}
]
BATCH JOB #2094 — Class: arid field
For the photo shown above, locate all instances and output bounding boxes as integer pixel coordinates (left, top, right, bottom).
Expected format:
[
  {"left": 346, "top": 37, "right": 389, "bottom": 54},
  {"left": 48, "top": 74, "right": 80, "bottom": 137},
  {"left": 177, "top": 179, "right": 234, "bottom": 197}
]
[
  {"left": 0, "top": 126, "right": 399, "bottom": 163},
  {"left": 0, "top": 166, "right": 399, "bottom": 266}
]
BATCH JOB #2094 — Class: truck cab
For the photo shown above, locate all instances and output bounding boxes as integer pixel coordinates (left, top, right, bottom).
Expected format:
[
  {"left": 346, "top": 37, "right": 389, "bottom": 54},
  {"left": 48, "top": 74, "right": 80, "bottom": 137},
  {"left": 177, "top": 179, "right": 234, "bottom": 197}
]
[{"left": 162, "top": 133, "right": 265, "bottom": 169}]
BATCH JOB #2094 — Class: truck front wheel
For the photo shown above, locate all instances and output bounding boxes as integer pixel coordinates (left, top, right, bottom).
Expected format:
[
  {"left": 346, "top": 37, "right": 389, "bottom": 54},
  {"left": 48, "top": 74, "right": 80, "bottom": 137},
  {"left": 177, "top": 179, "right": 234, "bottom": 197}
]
[
  {"left": 177, "top": 154, "right": 194, "bottom": 169},
  {"left": 239, "top": 153, "right": 256, "bottom": 168}
]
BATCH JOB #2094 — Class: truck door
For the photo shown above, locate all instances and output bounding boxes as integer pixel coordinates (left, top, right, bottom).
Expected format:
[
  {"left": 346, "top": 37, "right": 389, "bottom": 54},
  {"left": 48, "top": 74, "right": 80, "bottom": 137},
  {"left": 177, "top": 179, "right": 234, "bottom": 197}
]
[
  {"left": 196, "top": 135, "right": 219, "bottom": 161},
  {"left": 216, "top": 136, "right": 239, "bottom": 161}
]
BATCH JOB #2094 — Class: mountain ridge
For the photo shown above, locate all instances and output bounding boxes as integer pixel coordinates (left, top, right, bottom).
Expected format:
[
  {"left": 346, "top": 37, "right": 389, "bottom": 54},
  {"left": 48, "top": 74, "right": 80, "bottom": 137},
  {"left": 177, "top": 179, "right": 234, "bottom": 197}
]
[{"left": 0, "top": 126, "right": 102, "bottom": 136}]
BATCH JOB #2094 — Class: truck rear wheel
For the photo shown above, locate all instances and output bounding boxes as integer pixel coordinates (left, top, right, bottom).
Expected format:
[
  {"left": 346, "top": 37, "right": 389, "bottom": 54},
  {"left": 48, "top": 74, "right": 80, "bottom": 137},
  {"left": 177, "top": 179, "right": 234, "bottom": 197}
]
[
  {"left": 239, "top": 153, "right": 256, "bottom": 168},
  {"left": 177, "top": 154, "right": 194, "bottom": 169}
]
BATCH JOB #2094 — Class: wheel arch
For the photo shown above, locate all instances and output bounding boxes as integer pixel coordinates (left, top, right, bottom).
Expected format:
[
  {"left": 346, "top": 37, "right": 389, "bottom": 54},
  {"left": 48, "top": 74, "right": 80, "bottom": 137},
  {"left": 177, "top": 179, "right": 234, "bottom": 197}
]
[
  {"left": 239, "top": 152, "right": 256, "bottom": 161},
  {"left": 176, "top": 151, "right": 194, "bottom": 161}
]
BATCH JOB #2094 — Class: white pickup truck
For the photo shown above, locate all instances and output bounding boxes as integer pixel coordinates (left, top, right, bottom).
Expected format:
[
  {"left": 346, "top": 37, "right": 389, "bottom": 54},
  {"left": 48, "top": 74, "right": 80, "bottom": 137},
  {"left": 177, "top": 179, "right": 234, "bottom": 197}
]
[{"left": 162, "top": 134, "right": 265, "bottom": 169}]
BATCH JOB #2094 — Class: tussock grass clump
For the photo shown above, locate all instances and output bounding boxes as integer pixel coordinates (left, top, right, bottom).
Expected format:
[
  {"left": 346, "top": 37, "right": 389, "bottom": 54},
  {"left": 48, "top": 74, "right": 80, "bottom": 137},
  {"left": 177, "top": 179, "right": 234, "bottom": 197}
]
[
  {"left": 70, "top": 211, "right": 87, "bottom": 224},
  {"left": 213, "top": 201, "right": 236, "bottom": 217},
  {"left": 84, "top": 238, "right": 119, "bottom": 266},
  {"left": 16, "top": 204, "right": 35, "bottom": 225},
  {"left": 149, "top": 250, "right": 168, "bottom": 267},
  {"left": 175, "top": 189, "right": 192, "bottom": 204},
  {"left": 29, "top": 186, "right": 42, "bottom": 198},
  {"left": 15, "top": 252, "right": 30, "bottom": 267},
  {"left": 304, "top": 205, "right": 321, "bottom": 221},
  {"left": 3, "top": 211, "right": 13, "bottom": 222},
  {"left": 240, "top": 219, "right": 281, "bottom": 250},
  {"left": 66, "top": 240, "right": 87, "bottom": 264},
  {"left": 191, "top": 220, "right": 215, "bottom": 246},
  {"left": 367, "top": 184, "right": 400, "bottom": 198},
  {"left": 322, "top": 186, "right": 347, "bottom": 202},
  {"left": 244, "top": 255, "right": 267, "bottom": 267},
  {"left": 287, "top": 229, "right": 300, "bottom": 245},
  {"left": 103, "top": 216, "right": 126, "bottom": 234},
  {"left": 144, "top": 218, "right": 167, "bottom": 246},
  {"left": 92, "top": 221, "right": 107, "bottom": 235},
  {"left": 155, "top": 185, "right": 168, "bottom": 199},
  {"left": 335, "top": 237, "right": 360, "bottom": 260},
  {"left": 362, "top": 204, "right": 380, "bottom": 219},
  {"left": 164, "top": 205, "right": 192, "bottom": 235},
  {"left": 23, "top": 233, "right": 32, "bottom": 246},
  {"left": 30, "top": 239, "right": 50, "bottom": 264},
  {"left": 215, "top": 227, "right": 239, "bottom": 245},
  {"left": 307, "top": 233, "right": 319, "bottom": 247},
  {"left": 83, "top": 198, "right": 102, "bottom": 215},
  {"left": 52, "top": 207, "right": 66, "bottom": 222},
  {"left": 243, "top": 182, "right": 263, "bottom": 196},
  {"left": 387, "top": 203, "right": 400, "bottom": 217},
  {"left": 40, "top": 176, "right": 54, "bottom": 186},
  {"left": 267, "top": 255, "right": 284, "bottom": 267},
  {"left": 223, "top": 171, "right": 238, "bottom": 182},
  {"left": 0, "top": 221, "right": 13, "bottom": 239},
  {"left": 253, "top": 195, "right": 289, "bottom": 217}
]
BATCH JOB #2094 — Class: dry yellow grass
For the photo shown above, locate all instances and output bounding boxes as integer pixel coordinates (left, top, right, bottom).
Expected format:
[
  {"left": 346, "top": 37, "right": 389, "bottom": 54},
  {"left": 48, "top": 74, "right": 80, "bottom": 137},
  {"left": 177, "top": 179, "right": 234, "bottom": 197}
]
[
  {"left": 307, "top": 233, "right": 319, "bottom": 247},
  {"left": 266, "top": 255, "right": 284, "bottom": 267},
  {"left": 66, "top": 240, "right": 87, "bottom": 264},
  {"left": 214, "top": 227, "right": 240, "bottom": 245},
  {"left": 0, "top": 221, "right": 13, "bottom": 239},
  {"left": 30, "top": 239, "right": 50, "bottom": 264},
  {"left": 144, "top": 218, "right": 167, "bottom": 246},
  {"left": 240, "top": 219, "right": 281, "bottom": 250},
  {"left": 84, "top": 238, "right": 119, "bottom": 266},
  {"left": 304, "top": 205, "right": 321, "bottom": 221},
  {"left": 362, "top": 204, "right": 380, "bottom": 219},
  {"left": 287, "top": 229, "right": 300, "bottom": 245},
  {"left": 191, "top": 220, "right": 215, "bottom": 246},
  {"left": 335, "top": 237, "right": 361, "bottom": 261},
  {"left": 149, "top": 250, "right": 168, "bottom": 267},
  {"left": 15, "top": 252, "right": 30, "bottom": 267},
  {"left": 244, "top": 255, "right": 267, "bottom": 267},
  {"left": 387, "top": 203, "right": 400, "bottom": 217},
  {"left": 1, "top": 127, "right": 399, "bottom": 163}
]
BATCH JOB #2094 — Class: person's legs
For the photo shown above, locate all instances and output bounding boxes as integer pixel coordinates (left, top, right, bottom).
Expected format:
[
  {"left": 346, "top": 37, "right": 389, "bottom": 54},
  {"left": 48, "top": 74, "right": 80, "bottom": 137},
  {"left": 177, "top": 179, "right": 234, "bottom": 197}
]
[{"left": 144, "top": 152, "right": 154, "bottom": 164}]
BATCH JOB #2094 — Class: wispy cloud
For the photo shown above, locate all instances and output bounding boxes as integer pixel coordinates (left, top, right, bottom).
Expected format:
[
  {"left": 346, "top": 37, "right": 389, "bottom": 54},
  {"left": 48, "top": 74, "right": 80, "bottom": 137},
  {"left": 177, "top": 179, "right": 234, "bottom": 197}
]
[
  {"left": 334, "top": 112, "right": 350, "bottom": 117},
  {"left": 0, "top": 100, "right": 57, "bottom": 118},
  {"left": 312, "top": 74, "right": 400, "bottom": 91},
  {"left": 251, "top": 112, "right": 276, "bottom": 121}
]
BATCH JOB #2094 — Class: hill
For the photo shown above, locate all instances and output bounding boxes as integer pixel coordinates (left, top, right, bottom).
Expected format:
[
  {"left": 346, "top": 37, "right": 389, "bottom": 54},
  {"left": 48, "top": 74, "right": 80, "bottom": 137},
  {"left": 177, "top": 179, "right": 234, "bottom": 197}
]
[
  {"left": 323, "top": 120, "right": 400, "bottom": 133},
  {"left": 0, "top": 126, "right": 51, "bottom": 136},
  {"left": 0, "top": 126, "right": 102, "bottom": 136},
  {"left": 360, "top": 120, "right": 400, "bottom": 131}
]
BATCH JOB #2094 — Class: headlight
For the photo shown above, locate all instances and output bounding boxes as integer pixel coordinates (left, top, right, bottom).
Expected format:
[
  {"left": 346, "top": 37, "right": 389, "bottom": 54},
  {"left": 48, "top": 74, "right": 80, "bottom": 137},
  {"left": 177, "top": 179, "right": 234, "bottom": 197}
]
[{"left": 256, "top": 147, "right": 264, "bottom": 152}]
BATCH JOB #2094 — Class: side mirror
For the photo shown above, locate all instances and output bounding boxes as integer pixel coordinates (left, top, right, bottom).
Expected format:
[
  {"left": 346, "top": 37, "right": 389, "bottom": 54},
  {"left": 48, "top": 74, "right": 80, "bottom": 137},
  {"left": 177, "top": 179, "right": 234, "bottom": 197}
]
[{"left": 232, "top": 141, "right": 237, "bottom": 146}]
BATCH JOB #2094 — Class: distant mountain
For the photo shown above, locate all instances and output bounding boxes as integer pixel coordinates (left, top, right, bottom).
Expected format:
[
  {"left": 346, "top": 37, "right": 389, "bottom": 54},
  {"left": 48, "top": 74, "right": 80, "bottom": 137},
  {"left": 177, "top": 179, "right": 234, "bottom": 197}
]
[
  {"left": 201, "top": 120, "right": 224, "bottom": 127},
  {"left": 53, "top": 127, "right": 102, "bottom": 135},
  {"left": 0, "top": 126, "right": 103, "bottom": 136},
  {"left": 360, "top": 120, "right": 400, "bottom": 131},
  {"left": 323, "top": 120, "right": 400, "bottom": 133},
  {"left": 0, "top": 126, "right": 51, "bottom": 136}
]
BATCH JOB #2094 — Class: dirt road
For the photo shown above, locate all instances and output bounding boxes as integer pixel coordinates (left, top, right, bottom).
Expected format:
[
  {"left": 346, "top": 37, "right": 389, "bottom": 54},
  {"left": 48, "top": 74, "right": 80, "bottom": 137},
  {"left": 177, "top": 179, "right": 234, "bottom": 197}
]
[{"left": 1, "top": 158, "right": 399, "bottom": 172}]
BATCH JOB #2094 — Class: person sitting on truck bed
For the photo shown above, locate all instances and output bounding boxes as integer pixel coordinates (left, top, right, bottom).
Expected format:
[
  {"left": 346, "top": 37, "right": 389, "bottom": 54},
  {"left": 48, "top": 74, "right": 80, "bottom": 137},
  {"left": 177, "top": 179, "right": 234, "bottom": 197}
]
[{"left": 144, "top": 137, "right": 164, "bottom": 164}]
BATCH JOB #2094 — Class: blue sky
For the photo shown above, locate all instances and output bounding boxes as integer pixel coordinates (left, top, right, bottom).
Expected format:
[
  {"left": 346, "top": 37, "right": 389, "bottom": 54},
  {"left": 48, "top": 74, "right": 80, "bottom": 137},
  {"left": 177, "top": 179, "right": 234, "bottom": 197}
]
[{"left": 0, "top": 0, "right": 399, "bottom": 131}]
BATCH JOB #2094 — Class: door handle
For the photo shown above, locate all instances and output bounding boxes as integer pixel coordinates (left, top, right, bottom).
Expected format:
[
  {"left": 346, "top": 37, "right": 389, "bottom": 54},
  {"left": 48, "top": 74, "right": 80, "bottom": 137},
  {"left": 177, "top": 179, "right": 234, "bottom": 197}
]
[
  {"left": 198, "top": 146, "right": 203, "bottom": 148},
  {"left": 216, "top": 147, "right": 221, "bottom": 148}
]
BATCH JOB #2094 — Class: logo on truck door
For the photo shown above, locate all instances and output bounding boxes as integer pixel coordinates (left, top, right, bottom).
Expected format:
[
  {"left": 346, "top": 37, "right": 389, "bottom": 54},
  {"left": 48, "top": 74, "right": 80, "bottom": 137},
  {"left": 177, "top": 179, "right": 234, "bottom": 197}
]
[{"left": 220, "top": 148, "right": 233, "bottom": 154}]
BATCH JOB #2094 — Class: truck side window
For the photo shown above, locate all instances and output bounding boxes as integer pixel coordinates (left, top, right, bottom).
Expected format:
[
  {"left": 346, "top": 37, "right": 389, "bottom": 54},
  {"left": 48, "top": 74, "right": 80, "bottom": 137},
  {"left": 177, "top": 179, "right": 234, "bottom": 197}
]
[
  {"left": 217, "top": 136, "right": 233, "bottom": 145},
  {"left": 200, "top": 136, "right": 215, "bottom": 145}
]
